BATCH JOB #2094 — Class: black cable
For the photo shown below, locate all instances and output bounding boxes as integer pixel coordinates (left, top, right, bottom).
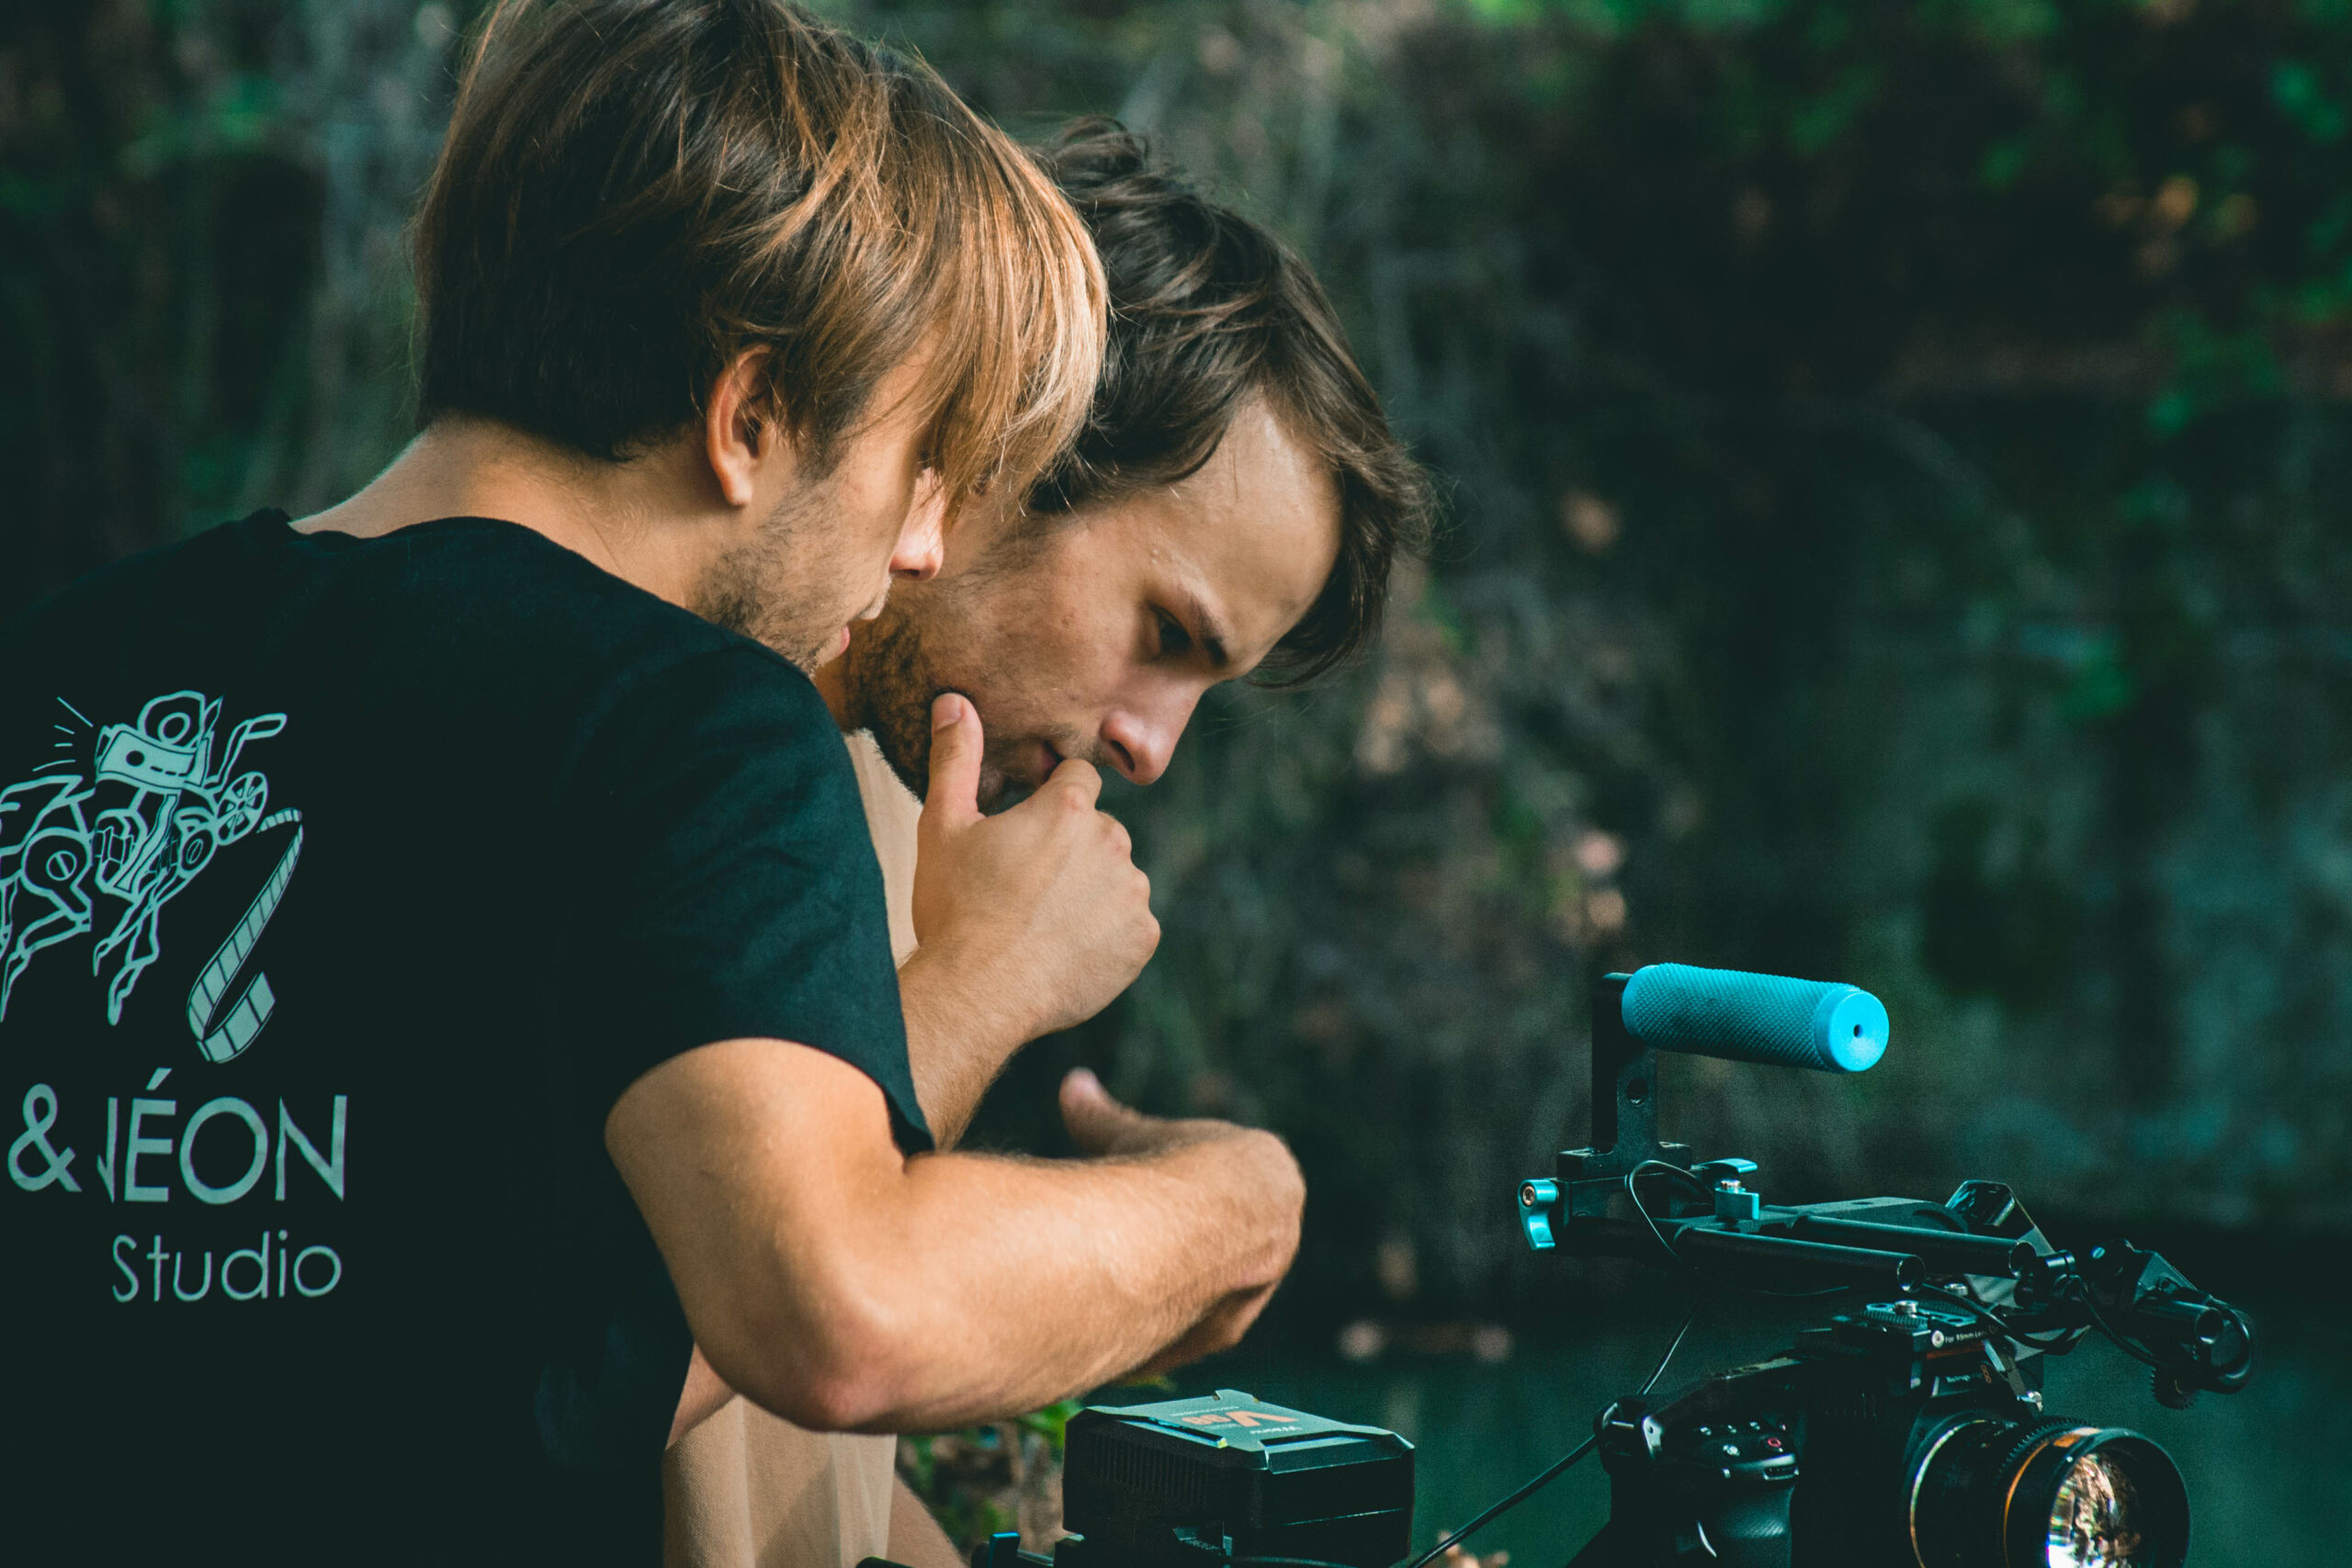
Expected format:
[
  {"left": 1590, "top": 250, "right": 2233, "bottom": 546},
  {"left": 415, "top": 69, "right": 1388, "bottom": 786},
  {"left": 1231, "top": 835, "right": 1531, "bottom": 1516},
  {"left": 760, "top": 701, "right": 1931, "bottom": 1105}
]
[
  {"left": 1925, "top": 1266, "right": 2167, "bottom": 1370},
  {"left": 1921, "top": 1284, "right": 2027, "bottom": 1337},
  {"left": 1620, "top": 1159, "right": 1850, "bottom": 1302},
  {"left": 2077, "top": 1290, "right": 2167, "bottom": 1371},
  {"left": 1398, "top": 1438, "right": 1596, "bottom": 1568},
  {"left": 1920, "top": 1282, "right": 2085, "bottom": 1352},
  {"left": 1622, "top": 1158, "right": 1706, "bottom": 1266},
  {"left": 1638, "top": 1293, "right": 1704, "bottom": 1395},
  {"left": 1928, "top": 1279, "right": 2060, "bottom": 1344},
  {"left": 1396, "top": 1293, "right": 1704, "bottom": 1568}
]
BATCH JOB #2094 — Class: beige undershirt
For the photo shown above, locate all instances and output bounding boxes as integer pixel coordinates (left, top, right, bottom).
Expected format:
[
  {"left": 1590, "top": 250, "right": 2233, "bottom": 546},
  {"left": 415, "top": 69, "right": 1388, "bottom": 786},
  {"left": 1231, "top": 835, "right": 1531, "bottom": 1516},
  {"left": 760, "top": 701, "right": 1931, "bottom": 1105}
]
[{"left": 662, "top": 730, "right": 922, "bottom": 1568}]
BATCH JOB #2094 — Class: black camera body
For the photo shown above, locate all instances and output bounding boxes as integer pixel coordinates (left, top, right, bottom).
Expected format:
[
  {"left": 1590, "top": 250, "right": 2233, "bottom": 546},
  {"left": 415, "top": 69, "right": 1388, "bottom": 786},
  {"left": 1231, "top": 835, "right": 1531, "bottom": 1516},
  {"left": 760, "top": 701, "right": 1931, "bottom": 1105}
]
[{"left": 1577, "top": 1295, "right": 2189, "bottom": 1568}]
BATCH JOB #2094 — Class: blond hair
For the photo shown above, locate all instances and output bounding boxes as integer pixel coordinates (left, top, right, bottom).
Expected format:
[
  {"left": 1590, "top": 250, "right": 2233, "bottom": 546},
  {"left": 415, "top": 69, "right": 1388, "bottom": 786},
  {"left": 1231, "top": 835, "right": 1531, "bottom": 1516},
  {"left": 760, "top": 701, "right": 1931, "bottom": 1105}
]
[{"left": 415, "top": 0, "right": 1102, "bottom": 515}]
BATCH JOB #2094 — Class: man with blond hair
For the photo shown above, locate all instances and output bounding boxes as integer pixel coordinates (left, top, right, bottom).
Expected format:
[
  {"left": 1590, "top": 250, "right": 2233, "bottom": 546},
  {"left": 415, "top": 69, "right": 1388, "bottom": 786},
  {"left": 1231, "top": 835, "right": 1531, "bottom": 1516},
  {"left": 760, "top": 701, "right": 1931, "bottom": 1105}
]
[{"left": 0, "top": 8, "right": 1300, "bottom": 1564}]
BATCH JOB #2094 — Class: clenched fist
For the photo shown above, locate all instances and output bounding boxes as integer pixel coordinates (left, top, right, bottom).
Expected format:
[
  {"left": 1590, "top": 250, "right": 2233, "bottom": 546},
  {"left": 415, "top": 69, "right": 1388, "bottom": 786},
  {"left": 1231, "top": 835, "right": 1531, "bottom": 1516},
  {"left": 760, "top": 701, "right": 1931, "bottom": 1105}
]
[{"left": 899, "top": 694, "right": 1159, "bottom": 1118}]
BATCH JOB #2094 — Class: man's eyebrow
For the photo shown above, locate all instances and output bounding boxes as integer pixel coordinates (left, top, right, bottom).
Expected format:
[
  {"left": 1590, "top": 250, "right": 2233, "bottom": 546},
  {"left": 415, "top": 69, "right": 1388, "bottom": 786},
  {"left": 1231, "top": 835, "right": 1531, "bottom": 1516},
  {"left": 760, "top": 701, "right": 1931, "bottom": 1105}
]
[{"left": 1178, "top": 590, "right": 1236, "bottom": 672}]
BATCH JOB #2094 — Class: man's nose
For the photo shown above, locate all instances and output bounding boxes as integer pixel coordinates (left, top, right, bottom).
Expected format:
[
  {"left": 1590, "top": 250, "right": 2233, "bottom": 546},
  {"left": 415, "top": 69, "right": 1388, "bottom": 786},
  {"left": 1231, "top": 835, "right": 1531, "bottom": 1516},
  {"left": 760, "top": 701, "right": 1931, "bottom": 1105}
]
[
  {"left": 890, "top": 472, "right": 947, "bottom": 582},
  {"left": 1100, "top": 691, "right": 1199, "bottom": 787}
]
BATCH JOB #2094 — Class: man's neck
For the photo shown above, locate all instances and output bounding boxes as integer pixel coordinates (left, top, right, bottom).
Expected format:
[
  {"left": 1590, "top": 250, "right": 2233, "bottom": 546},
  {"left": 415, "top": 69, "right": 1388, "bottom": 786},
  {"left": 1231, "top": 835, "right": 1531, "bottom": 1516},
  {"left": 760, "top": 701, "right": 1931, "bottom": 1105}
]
[
  {"left": 810, "top": 659, "right": 854, "bottom": 728},
  {"left": 295, "top": 418, "right": 735, "bottom": 611}
]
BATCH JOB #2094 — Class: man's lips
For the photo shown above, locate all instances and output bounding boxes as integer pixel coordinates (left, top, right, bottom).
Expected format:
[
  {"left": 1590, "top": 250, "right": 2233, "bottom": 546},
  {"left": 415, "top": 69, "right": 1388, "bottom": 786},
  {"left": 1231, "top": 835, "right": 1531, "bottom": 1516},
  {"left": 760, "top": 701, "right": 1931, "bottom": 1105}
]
[
  {"left": 973, "top": 736, "right": 1066, "bottom": 810},
  {"left": 989, "top": 739, "right": 1061, "bottom": 799}
]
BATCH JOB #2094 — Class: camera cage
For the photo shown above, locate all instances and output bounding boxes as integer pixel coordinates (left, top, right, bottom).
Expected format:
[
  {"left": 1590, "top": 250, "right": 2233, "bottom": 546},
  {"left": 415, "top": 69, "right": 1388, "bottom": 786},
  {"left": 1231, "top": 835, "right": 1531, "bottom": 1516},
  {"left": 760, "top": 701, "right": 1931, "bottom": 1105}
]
[
  {"left": 902, "top": 964, "right": 2258, "bottom": 1568},
  {"left": 1498, "top": 967, "right": 2256, "bottom": 1568},
  {"left": 1514, "top": 970, "right": 2253, "bottom": 1412}
]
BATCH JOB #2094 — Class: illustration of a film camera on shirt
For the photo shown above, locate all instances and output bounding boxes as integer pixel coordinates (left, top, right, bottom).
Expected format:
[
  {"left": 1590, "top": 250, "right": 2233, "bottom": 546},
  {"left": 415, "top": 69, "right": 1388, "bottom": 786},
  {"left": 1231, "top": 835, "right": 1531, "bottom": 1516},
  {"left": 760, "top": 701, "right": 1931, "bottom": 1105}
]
[
  {"left": 2, "top": 689, "right": 300, "bottom": 1060},
  {"left": 892, "top": 964, "right": 2251, "bottom": 1568},
  {"left": 88, "top": 692, "right": 282, "bottom": 907}
]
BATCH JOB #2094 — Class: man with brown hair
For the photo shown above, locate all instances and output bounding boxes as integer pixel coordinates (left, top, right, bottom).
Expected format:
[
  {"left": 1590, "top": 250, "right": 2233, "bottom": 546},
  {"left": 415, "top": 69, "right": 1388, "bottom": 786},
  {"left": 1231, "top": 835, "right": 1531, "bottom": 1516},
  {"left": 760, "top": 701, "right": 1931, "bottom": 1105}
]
[
  {"left": 666, "top": 117, "right": 1434, "bottom": 1568},
  {"left": 0, "top": 11, "right": 1300, "bottom": 1566}
]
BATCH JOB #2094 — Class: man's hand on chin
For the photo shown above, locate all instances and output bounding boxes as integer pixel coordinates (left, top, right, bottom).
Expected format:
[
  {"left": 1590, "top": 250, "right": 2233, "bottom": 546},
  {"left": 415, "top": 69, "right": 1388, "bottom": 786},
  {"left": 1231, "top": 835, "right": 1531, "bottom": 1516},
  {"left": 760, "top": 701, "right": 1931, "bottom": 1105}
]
[{"left": 899, "top": 694, "right": 1159, "bottom": 1142}]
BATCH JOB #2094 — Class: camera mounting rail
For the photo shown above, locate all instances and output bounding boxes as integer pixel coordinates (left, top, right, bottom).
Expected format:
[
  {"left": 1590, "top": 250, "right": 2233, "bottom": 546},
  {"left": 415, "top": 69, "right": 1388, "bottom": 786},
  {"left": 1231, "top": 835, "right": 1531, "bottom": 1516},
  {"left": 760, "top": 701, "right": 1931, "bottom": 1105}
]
[
  {"left": 1514, "top": 964, "right": 2251, "bottom": 1402},
  {"left": 1517, "top": 964, "right": 1912, "bottom": 1283}
]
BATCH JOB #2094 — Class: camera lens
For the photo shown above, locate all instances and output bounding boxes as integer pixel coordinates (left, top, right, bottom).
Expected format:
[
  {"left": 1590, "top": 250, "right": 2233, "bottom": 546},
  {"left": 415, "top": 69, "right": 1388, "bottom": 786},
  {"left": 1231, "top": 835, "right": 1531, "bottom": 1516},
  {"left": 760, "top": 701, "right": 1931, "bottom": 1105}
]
[
  {"left": 2042, "top": 1444, "right": 2159, "bottom": 1567},
  {"left": 1909, "top": 1416, "right": 2188, "bottom": 1568}
]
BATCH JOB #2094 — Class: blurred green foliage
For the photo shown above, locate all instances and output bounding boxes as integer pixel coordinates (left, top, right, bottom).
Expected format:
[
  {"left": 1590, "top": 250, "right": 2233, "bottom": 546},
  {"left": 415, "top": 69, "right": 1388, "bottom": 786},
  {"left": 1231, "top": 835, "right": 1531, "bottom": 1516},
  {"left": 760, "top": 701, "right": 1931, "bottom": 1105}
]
[
  {"left": 6, "top": 0, "right": 2352, "bottom": 1333},
  {"left": 897, "top": 1396, "right": 1085, "bottom": 1549}
]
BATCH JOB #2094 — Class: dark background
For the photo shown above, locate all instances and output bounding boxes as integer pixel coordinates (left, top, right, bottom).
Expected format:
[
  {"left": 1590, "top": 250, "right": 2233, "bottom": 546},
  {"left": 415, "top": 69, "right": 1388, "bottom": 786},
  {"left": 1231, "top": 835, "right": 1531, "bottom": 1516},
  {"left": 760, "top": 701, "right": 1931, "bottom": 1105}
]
[{"left": 10, "top": 0, "right": 2350, "bottom": 1348}]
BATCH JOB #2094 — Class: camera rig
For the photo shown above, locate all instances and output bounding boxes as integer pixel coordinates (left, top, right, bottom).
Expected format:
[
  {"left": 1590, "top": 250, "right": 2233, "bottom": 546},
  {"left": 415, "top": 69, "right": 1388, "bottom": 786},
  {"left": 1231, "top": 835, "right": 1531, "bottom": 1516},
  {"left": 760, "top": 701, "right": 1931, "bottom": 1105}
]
[
  {"left": 1513, "top": 964, "right": 2252, "bottom": 1568},
  {"left": 1518, "top": 966, "right": 2251, "bottom": 1410},
  {"left": 876, "top": 964, "right": 2252, "bottom": 1568}
]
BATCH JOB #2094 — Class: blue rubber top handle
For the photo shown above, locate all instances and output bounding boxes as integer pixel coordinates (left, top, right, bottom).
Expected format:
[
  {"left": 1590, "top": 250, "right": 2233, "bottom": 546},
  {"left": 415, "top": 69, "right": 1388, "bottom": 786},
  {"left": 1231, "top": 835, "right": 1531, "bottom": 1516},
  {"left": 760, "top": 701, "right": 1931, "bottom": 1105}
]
[{"left": 1619, "top": 963, "right": 1888, "bottom": 1073}]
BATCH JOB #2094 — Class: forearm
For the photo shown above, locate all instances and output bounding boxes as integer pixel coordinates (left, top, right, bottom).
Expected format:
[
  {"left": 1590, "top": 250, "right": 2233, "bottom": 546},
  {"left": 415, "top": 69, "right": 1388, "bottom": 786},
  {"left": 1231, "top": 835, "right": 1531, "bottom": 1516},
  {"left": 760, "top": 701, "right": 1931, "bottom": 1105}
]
[
  {"left": 897, "top": 945, "right": 1021, "bottom": 1149},
  {"left": 616, "top": 1043, "right": 1298, "bottom": 1440},
  {"left": 826, "top": 1130, "right": 1301, "bottom": 1430}
]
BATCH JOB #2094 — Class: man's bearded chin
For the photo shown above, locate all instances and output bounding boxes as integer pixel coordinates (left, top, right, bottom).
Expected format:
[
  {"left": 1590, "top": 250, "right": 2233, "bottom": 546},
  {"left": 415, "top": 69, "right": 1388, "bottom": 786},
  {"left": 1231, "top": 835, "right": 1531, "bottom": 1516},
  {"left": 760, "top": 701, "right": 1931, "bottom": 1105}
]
[
  {"left": 688, "top": 494, "right": 829, "bottom": 672},
  {"left": 841, "top": 602, "right": 1030, "bottom": 810}
]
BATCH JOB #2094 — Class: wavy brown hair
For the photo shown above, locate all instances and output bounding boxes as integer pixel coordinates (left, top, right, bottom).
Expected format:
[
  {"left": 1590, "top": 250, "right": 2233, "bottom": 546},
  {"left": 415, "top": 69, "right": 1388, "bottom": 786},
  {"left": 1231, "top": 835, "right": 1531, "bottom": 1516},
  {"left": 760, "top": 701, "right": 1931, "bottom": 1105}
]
[
  {"left": 414, "top": 0, "right": 1103, "bottom": 516},
  {"left": 1029, "top": 118, "right": 1433, "bottom": 682}
]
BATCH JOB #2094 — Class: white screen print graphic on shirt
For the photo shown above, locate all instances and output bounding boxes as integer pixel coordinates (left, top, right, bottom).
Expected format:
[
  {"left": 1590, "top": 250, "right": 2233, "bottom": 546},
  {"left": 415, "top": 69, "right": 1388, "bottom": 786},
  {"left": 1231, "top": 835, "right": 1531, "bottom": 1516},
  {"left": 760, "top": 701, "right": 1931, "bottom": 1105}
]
[{"left": 0, "top": 691, "right": 303, "bottom": 1063}]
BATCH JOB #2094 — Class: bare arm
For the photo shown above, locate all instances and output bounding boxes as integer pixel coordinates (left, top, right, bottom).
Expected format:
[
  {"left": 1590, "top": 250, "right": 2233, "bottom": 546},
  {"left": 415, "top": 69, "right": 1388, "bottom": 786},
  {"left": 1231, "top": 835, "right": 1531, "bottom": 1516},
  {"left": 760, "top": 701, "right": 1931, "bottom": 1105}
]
[
  {"left": 664, "top": 694, "right": 1164, "bottom": 1441},
  {"left": 610, "top": 1038, "right": 1301, "bottom": 1435},
  {"left": 896, "top": 949, "right": 1012, "bottom": 1149}
]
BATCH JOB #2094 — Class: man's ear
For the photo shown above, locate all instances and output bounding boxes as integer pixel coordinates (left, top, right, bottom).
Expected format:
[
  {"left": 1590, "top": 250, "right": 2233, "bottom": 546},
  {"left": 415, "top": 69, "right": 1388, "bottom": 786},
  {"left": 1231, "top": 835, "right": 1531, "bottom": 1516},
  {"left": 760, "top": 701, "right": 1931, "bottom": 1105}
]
[{"left": 705, "top": 348, "right": 785, "bottom": 509}]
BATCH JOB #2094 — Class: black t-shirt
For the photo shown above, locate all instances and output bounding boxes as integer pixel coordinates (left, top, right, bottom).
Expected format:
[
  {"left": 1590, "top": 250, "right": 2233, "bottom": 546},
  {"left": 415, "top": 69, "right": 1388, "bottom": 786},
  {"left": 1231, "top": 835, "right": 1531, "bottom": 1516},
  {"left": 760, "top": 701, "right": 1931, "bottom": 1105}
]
[{"left": 0, "top": 513, "right": 928, "bottom": 1563}]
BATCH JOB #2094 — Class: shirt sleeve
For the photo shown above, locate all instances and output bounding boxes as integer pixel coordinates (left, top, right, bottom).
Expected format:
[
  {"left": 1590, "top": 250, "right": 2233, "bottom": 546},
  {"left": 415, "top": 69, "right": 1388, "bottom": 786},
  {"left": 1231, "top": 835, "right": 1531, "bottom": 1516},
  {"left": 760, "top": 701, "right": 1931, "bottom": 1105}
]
[{"left": 553, "top": 647, "right": 932, "bottom": 1153}]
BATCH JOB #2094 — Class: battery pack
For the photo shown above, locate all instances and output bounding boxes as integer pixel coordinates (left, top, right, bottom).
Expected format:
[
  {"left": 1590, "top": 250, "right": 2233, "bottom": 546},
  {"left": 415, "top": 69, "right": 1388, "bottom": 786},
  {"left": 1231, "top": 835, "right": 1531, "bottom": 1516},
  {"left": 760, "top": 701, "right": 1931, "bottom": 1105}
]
[{"left": 1054, "top": 1388, "right": 1413, "bottom": 1568}]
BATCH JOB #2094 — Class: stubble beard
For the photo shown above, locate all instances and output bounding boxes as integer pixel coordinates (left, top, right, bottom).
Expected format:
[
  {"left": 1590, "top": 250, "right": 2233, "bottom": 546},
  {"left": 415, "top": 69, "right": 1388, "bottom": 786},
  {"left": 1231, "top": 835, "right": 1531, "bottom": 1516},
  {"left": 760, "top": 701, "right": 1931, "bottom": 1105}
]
[
  {"left": 836, "top": 599, "right": 942, "bottom": 797},
  {"left": 839, "top": 593, "right": 1041, "bottom": 810},
  {"left": 688, "top": 485, "right": 837, "bottom": 674}
]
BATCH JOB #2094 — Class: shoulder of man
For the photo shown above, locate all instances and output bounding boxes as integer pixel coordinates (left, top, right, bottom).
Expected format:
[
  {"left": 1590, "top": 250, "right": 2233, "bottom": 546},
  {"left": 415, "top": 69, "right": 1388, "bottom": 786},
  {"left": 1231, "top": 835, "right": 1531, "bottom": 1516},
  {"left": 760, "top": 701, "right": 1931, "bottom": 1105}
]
[{"left": 12, "top": 508, "right": 831, "bottom": 751}]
